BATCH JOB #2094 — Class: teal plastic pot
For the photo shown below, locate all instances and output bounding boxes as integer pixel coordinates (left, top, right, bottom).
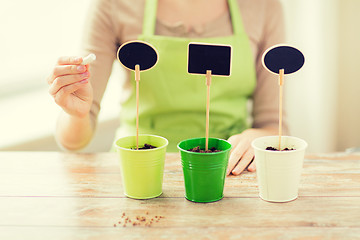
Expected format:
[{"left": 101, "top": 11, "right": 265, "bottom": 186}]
[
  {"left": 114, "top": 134, "right": 168, "bottom": 199},
  {"left": 177, "top": 138, "right": 232, "bottom": 203}
]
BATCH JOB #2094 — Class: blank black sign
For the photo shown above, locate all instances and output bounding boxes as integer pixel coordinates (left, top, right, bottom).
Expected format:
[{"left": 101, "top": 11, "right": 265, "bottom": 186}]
[
  {"left": 188, "top": 43, "right": 232, "bottom": 76},
  {"left": 117, "top": 41, "right": 158, "bottom": 71},
  {"left": 263, "top": 45, "right": 304, "bottom": 74}
]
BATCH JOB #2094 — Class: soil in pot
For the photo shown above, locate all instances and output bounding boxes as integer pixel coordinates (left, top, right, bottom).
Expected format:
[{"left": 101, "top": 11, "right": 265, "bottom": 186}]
[
  {"left": 187, "top": 146, "right": 221, "bottom": 153},
  {"left": 132, "top": 144, "right": 157, "bottom": 150},
  {"left": 265, "top": 146, "right": 295, "bottom": 151}
]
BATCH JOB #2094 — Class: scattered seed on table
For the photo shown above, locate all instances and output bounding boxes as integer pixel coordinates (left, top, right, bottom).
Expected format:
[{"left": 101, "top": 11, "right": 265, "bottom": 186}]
[{"left": 113, "top": 212, "right": 166, "bottom": 228}]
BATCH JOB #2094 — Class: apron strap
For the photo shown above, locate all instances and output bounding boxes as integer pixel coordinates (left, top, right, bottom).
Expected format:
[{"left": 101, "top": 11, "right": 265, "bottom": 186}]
[
  {"left": 142, "top": 0, "right": 157, "bottom": 36},
  {"left": 142, "top": 0, "right": 246, "bottom": 37},
  {"left": 228, "top": 0, "right": 246, "bottom": 36}
]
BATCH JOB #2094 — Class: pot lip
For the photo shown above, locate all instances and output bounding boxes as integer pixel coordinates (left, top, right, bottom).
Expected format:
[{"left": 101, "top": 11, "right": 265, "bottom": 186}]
[
  {"left": 177, "top": 137, "right": 232, "bottom": 155},
  {"left": 251, "top": 135, "right": 308, "bottom": 153},
  {"left": 114, "top": 134, "right": 169, "bottom": 152}
]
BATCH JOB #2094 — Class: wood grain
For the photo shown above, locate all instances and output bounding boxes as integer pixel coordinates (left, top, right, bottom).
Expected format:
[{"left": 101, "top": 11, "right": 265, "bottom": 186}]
[{"left": 0, "top": 151, "right": 359, "bottom": 239}]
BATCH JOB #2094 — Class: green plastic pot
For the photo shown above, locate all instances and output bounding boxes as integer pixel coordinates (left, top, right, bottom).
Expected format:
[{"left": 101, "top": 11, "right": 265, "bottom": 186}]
[
  {"left": 114, "top": 134, "right": 168, "bottom": 199},
  {"left": 177, "top": 137, "right": 232, "bottom": 203}
]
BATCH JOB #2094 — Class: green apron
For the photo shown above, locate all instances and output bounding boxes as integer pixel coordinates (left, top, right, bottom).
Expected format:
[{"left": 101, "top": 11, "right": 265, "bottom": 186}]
[{"left": 116, "top": 0, "right": 256, "bottom": 152}]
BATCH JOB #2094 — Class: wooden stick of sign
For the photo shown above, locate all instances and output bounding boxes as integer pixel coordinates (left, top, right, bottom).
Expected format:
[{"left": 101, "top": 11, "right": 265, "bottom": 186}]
[
  {"left": 205, "top": 70, "right": 212, "bottom": 151},
  {"left": 135, "top": 64, "right": 140, "bottom": 150},
  {"left": 262, "top": 44, "right": 304, "bottom": 150},
  {"left": 278, "top": 69, "right": 284, "bottom": 150},
  {"left": 187, "top": 42, "right": 232, "bottom": 152},
  {"left": 117, "top": 40, "right": 159, "bottom": 150}
]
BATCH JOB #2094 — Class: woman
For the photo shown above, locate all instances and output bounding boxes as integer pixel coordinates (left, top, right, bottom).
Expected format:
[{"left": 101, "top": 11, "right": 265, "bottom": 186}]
[{"left": 47, "top": 0, "right": 286, "bottom": 175}]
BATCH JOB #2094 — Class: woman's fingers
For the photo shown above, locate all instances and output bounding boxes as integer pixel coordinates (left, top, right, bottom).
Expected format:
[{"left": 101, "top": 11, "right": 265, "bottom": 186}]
[
  {"left": 53, "top": 80, "right": 89, "bottom": 106},
  {"left": 226, "top": 137, "right": 247, "bottom": 175},
  {"left": 225, "top": 128, "right": 277, "bottom": 176},
  {"left": 247, "top": 161, "right": 256, "bottom": 172},
  {"left": 53, "top": 64, "right": 87, "bottom": 78},
  {"left": 47, "top": 56, "right": 85, "bottom": 85},
  {"left": 226, "top": 148, "right": 242, "bottom": 175},
  {"left": 231, "top": 149, "right": 254, "bottom": 175},
  {"left": 46, "top": 55, "right": 94, "bottom": 119},
  {"left": 226, "top": 136, "right": 240, "bottom": 175},
  {"left": 48, "top": 64, "right": 87, "bottom": 85},
  {"left": 48, "top": 72, "right": 89, "bottom": 96}
]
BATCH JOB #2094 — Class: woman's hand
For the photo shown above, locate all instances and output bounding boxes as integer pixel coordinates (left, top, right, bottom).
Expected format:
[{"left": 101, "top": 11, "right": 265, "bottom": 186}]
[
  {"left": 47, "top": 56, "right": 93, "bottom": 118},
  {"left": 226, "top": 127, "right": 277, "bottom": 175}
]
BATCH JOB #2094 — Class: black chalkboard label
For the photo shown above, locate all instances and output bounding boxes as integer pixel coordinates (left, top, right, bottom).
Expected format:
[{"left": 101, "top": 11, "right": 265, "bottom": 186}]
[
  {"left": 262, "top": 45, "right": 305, "bottom": 75},
  {"left": 117, "top": 41, "right": 158, "bottom": 71},
  {"left": 188, "top": 43, "right": 232, "bottom": 76}
]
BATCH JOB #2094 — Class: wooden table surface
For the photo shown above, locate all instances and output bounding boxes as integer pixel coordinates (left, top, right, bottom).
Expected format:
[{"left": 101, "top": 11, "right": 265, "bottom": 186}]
[{"left": 0, "top": 151, "right": 359, "bottom": 240}]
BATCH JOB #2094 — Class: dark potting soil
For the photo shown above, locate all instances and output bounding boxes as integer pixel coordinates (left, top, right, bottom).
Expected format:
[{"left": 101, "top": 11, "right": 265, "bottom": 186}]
[
  {"left": 187, "top": 146, "right": 221, "bottom": 153},
  {"left": 265, "top": 146, "right": 295, "bottom": 151},
  {"left": 132, "top": 144, "right": 157, "bottom": 150}
]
